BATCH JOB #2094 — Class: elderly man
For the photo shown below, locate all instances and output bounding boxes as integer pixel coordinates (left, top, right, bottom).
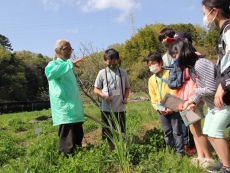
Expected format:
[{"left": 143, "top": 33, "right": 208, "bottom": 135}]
[{"left": 45, "top": 39, "right": 85, "bottom": 156}]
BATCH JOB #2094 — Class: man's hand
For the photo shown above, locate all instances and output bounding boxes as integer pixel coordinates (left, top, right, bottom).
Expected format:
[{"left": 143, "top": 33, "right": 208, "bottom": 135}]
[{"left": 72, "top": 57, "right": 85, "bottom": 68}]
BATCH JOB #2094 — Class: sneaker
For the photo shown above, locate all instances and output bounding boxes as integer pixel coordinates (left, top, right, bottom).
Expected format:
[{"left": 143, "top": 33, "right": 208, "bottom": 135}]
[
  {"left": 184, "top": 145, "right": 189, "bottom": 150},
  {"left": 202, "top": 158, "right": 215, "bottom": 169},
  {"left": 207, "top": 160, "right": 223, "bottom": 173},
  {"left": 219, "top": 167, "right": 230, "bottom": 173},
  {"left": 191, "top": 157, "right": 206, "bottom": 167},
  {"left": 185, "top": 147, "right": 197, "bottom": 155}
]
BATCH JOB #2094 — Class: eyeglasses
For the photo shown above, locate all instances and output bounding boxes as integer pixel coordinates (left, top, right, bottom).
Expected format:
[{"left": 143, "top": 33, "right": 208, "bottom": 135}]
[{"left": 62, "top": 47, "right": 74, "bottom": 51}]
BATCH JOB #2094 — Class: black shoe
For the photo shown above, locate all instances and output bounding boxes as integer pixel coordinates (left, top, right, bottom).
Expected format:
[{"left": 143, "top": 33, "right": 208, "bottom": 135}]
[
  {"left": 219, "top": 167, "right": 230, "bottom": 173},
  {"left": 206, "top": 160, "right": 223, "bottom": 172}
]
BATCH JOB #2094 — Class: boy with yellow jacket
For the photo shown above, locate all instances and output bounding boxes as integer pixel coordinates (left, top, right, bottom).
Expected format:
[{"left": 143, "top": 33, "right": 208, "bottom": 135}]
[{"left": 147, "top": 52, "right": 184, "bottom": 156}]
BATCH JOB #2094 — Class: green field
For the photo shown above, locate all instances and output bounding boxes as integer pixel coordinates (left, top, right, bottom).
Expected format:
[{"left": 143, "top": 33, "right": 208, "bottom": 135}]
[{"left": 1, "top": 101, "right": 228, "bottom": 173}]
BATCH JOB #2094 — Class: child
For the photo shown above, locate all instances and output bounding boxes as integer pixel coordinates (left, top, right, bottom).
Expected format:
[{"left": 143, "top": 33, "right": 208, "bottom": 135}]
[
  {"left": 169, "top": 38, "right": 230, "bottom": 172},
  {"left": 169, "top": 38, "right": 214, "bottom": 168},
  {"left": 158, "top": 28, "right": 175, "bottom": 66},
  {"left": 201, "top": 1, "right": 230, "bottom": 172},
  {"left": 173, "top": 32, "right": 197, "bottom": 155},
  {"left": 94, "top": 48, "right": 131, "bottom": 151},
  {"left": 147, "top": 52, "right": 184, "bottom": 156}
]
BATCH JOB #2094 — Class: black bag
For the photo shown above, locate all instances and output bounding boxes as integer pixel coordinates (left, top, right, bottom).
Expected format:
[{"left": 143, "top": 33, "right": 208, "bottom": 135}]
[
  {"left": 223, "top": 91, "right": 230, "bottom": 105},
  {"left": 218, "top": 23, "right": 230, "bottom": 105}
]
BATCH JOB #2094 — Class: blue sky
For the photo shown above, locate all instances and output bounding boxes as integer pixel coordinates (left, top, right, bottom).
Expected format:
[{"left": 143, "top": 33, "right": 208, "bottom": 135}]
[{"left": 1, "top": 0, "right": 204, "bottom": 58}]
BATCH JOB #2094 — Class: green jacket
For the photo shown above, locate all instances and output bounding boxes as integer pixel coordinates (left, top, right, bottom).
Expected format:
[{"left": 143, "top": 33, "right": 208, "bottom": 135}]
[{"left": 45, "top": 58, "right": 84, "bottom": 126}]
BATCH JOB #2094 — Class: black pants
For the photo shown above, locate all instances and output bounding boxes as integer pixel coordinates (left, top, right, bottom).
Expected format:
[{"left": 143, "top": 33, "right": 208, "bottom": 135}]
[
  {"left": 101, "top": 111, "right": 126, "bottom": 141},
  {"left": 58, "top": 122, "right": 83, "bottom": 155}
]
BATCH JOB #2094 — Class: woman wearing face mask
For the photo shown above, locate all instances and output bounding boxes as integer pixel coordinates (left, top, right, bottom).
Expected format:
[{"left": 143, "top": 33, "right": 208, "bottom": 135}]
[
  {"left": 147, "top": 52, "right": 184, "bottom": 156},
  {"left": 201, "top": 1, "right": 230, "bottom": 172}
]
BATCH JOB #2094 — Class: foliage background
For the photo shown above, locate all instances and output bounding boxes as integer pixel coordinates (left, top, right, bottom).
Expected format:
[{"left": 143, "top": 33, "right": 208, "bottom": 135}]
[
  {"left": 0, "top": 23, "right": 220, "bottom": 102},
  {"left": 1, "top": 101, "right": 226, "bottom": 173}
]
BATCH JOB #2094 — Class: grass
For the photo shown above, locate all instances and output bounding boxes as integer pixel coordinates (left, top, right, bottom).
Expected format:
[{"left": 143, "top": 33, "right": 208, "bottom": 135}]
[{"left": 0, "top": 101, "right": 229, "bottom": 173}]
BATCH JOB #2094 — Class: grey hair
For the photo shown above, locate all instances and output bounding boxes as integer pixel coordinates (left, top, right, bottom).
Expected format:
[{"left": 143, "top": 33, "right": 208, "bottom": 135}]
[{"left": 53, "top": 39, "right": 69, "bottom": 60}]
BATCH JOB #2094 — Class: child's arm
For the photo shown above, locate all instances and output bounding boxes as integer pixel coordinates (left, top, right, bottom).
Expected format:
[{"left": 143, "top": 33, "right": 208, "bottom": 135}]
[
  {"left": 94, "top": 87, "right": 112, "bottom": 103},
  {"left": 148, "top": 77, "right": 158, "bottom": 110},
  {"left": 192, "top": 60, "right": 216, "bottom": 104},
  {"left": 122, "top": 88, "right": 130, "bottom": 104},
  {"left": 177, "top": 99, "right": 196, "bottom": 111}
]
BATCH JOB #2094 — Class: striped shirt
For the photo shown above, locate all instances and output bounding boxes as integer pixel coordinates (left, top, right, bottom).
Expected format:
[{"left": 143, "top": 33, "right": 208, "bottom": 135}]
[{"left": 189, "top": 58, "right": 218, "bottom": 112}]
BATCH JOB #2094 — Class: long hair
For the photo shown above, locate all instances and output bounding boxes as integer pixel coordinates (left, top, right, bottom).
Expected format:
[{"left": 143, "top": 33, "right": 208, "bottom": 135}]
[
  {"left": 202, "top": 0, "right": 230, "bottom": 18},
  {"left": 168, "top": 38, "right": 198, "bottom": 69}
]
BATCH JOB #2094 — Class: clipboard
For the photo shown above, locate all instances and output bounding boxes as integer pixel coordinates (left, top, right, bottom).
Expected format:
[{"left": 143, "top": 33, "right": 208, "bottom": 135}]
[
  {"left": 180, "top": 107, "right": 204, "bottom": 126},
  {"left": 160, "top": 93, "right": 185, "bottom": 112}
]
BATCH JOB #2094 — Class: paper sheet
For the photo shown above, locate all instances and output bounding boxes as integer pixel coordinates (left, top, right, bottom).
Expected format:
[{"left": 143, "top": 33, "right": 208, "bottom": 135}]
[{"left": 160, "top": 93, "right": 185, "bottom": 112}]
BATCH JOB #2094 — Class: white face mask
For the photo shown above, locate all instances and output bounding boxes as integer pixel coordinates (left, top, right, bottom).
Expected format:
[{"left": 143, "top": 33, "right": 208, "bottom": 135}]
[
  {"left": 203, "top": 9, "right": 217, "bottom": 29},
  {"left": 149, "top": 64, "right": 160, "bottom": 73}
]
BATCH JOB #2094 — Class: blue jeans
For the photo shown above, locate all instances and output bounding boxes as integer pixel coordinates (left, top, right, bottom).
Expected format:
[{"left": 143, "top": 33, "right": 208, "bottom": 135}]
[
  {"left": 181, "top": 120, "right": 195, "bottom": 147},
  {"left": 159, "top": 112, "right": 184, "bottom": 154}
]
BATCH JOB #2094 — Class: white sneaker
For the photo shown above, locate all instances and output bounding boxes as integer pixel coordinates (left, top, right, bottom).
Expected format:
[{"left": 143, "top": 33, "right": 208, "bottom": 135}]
[
  {"left": 191, "top": 157, "right": 206, "bottom": 167},
  {"left": 201, "top": 158, "right": 215, "bottom": 169}
]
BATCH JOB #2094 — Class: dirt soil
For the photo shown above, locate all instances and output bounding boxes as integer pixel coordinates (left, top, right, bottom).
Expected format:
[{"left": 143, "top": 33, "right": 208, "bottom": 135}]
[{"left": 82, "top": 128, "right": 101, "bottom": 147}]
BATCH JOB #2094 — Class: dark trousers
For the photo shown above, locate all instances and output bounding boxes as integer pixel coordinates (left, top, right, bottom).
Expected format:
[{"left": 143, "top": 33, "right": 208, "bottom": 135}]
[
  {"left": 101, "top": 111, "right": 126, "bottom": 141},
  {"left": 58, "top": 122, "right": 84, "bottom": 156},
  {"left": 159, "top": 112, "right": 184, "bottom": 154},
  {"left": 181, "top": 120, "right": 195, "bottom": 148}
]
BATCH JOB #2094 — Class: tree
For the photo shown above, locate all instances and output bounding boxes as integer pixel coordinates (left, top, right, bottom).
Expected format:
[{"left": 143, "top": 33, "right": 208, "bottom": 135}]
[
  {"left": 74, "top": 42, "right": 106, "bottom": 107},
  {"left": 122, "top": 25, "right": 160, "bottom": 70},
  {"left": 0, "top": 48, "right": 27, "bottom": 101},
  {"left": 0, "top": 34, "right": 13, "bottom": 51},
  {"left": 15, "top": 51, "right": 49, "bottom": 101},
  {"left": 203, "top": 28, "right": 219, "bottom": 57},
  {"left": 0, "top": 23, "right": 221, "bottom": 102}
]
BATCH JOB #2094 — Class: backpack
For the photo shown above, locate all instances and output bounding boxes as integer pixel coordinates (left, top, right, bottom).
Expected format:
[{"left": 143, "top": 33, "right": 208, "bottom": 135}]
[{"left": 160, "top": 63, "right": 185, "bottom": 90}]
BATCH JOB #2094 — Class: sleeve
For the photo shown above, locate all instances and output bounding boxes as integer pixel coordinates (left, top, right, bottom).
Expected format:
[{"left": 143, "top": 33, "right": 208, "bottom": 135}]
[
  {"left": 192, "top": 60, "right": 216, "bottom": 104},
  {"left": 124, "top": 71, "right": 131, "bottom": 89},
  {"left": 224, "top": 26, "right": 230, "bottom": 51},
  {"left": 94, "top": 70, "right": 103, "bottom": 89},
  {"left": 148, "top": 77, "right": 158, "bottom": 110},
  {"left": 45, "top": 60, "right": 73, "bottom": 80},
  {"left": 220, "top": 28, "right": 230, "bottom": 91}
]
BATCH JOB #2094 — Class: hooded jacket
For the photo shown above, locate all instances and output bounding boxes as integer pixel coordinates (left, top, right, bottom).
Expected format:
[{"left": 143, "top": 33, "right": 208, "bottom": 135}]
[{"left": 45, "top": 58, "right": 84, "bottom": 126}]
